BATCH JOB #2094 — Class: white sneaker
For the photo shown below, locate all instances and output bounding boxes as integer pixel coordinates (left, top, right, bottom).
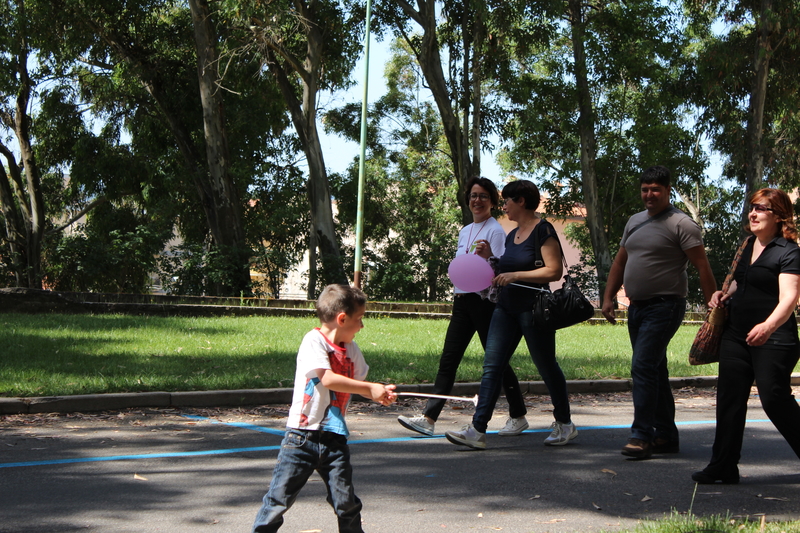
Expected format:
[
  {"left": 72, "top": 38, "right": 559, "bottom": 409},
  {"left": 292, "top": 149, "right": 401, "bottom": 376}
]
[
  {"left": 498, "top": 416, "right": 529, "bottom": 436},
  {"left": 445, "top": 424, "right": 486, "bottom": 450},
  {"left": 543, "top": 421, "right": 578, "bottom": 446},
  {"left": 397, "top": 415, "right": 434, "bottom": 436}
]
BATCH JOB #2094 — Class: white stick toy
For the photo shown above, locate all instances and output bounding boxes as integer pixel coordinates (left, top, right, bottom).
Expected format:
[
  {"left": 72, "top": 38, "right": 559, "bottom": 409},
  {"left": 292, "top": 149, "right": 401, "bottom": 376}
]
[
  {"left": 509, "top": 282, "right": 549, "bottom": 292},
  {"left": 397, "top": 392, "right": 479, "bottom": 406}
]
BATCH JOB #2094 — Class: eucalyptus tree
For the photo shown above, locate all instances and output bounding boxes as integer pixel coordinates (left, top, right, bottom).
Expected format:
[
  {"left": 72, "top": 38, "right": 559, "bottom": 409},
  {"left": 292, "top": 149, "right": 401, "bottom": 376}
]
[
  {"left": 497, "top": 0, "right": 705, "bottom": 301},
  {"left": 49, "top": 0, "right": 254, "bottom": 295},
  {"left": 0, "top": 0, "right": 119, "bottom": 288},
  {"left": 220, "top": 0, "right": 371, "bottom": 292},
  {"left": 684, "top": 0, "right": 800, "bottom": 225},
  {"left": 0, "top": 0, "right": 51, "bottom": 287},
  {"left": 375, "top": 0, "right": 500, "bottom": 226}
]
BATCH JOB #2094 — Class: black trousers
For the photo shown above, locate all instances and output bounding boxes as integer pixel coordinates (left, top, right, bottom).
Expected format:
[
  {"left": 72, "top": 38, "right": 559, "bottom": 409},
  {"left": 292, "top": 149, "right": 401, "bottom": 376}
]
[
  {"left": 705, "top": 332, "right": 800, "bottom": 476},
  {"left": 424, "top": 293, "right": 527, "bottom": 421}
]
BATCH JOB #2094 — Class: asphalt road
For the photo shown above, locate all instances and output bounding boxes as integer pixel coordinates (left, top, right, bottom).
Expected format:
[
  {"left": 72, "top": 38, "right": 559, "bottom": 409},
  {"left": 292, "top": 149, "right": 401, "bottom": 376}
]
[{"left": 2, "top": 389, "right": 800, "bottom": 533}]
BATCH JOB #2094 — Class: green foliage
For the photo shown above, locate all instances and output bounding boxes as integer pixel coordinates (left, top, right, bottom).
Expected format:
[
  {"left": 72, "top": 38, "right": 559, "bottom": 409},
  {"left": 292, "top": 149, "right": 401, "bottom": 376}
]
[
  {"left": 562, "top": 221, "right": 601, "bottom": 299},
  {"left": 3, "top": 0, "right": 800, "bottom": 302},
  {"left": 684, "top": 0, "right": 800, "bottom": 189},
  {"left": 158, "top": 242, "right": 255, "bottom": 297},
  {"left": 246, "top": 145, "right": 309, "bottom": 298},
  {"left": 499, "top": 0, "right": 705, "bottom": 208},
  {"left": 44, "top": 203, "right": 172, "bottom": 293},
  {"left": 677, "top": 185, "right": 745, "bottom": 304}
]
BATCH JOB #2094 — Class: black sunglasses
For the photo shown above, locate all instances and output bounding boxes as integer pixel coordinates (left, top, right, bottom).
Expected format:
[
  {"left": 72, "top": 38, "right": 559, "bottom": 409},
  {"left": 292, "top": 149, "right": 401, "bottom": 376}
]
[{"left": 750, "top": 204, "right": 774, "bottom": 213}]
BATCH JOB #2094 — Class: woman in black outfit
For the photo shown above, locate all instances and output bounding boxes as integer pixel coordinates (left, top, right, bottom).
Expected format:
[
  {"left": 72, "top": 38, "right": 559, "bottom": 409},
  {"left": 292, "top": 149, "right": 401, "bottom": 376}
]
[
  {"left": 397, "top": 177, "right": 528, "bottom": 437},
  {"left": 693, "top": 188, "right": 800, "bottom": 484}
]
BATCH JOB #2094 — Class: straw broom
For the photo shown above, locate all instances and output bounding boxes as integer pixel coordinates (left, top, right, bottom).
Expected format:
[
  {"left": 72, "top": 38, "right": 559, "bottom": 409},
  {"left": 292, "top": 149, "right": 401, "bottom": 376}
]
[
  {"left": 689, "top": 306, "right": 727, "bottom": 365},
  {"left": 689, "top": 237, "right": 750, "bottom": 366}
]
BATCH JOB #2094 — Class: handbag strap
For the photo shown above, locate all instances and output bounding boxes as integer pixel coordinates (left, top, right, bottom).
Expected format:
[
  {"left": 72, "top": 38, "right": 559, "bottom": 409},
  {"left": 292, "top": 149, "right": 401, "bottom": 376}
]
[
  {"left": 721, "top": 236, "right": 752, "bottom": 293},
  {"left": 532, "top": 219, "right": 570, "bottom": 272}
]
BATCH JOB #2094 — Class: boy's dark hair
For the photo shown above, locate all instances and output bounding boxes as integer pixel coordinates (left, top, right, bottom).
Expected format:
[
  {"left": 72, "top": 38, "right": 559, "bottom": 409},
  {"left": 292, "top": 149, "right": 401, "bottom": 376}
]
[
  {"left": 640, "top": 165, "right": 671, "bottom": 187},
  {"left": 501, "top": 179, "right": 540, "bottom": 211},
  {"left": 316, "top": 284, "right": 367, "bottom": 323},
  {"left": 464, "top": 176, "right": 500, "bottom": 207}
]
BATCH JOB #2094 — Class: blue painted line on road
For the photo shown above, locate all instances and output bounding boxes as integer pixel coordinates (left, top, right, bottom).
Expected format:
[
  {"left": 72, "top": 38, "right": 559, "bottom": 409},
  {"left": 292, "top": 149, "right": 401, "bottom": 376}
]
[
  {"left": 0, "top": 417, "right": 775, "bottom": 470},
  {"left": 0, "top": 445, "right": 282, "bottom": 469},
  {"left": 181, "top": 414, "right": 285, "bottom": 436}
]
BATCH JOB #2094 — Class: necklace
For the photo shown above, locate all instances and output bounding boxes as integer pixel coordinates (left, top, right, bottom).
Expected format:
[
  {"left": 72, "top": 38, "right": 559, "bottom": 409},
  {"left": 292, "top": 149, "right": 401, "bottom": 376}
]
[
  {"left": 514, "top": 218, "right": 538, "bottom": 242},
  {"left": 467, "top": 219, "right": 489, "bottom": 253}
]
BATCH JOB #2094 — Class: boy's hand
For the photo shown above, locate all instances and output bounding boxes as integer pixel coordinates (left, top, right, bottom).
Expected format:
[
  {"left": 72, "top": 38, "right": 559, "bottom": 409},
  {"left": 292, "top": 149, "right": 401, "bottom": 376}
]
[{"left": 369, "top": 383, "right": 397, "bottom": 406}]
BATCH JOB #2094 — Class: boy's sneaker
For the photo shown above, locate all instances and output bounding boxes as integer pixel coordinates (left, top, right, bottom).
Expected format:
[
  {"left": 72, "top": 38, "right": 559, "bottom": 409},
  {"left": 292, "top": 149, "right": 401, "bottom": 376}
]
[
  {"left": 397, "top": 415, "right": 434, "bottom": 436},
  {"left": 445, "top": 424, "right": 486, "bottom": 449},
  {"left": 498, "top": 416, "right": 529, "bottom": 436},
  {"left": 543, "top": 421, "right": 578, "bottom": 446}
]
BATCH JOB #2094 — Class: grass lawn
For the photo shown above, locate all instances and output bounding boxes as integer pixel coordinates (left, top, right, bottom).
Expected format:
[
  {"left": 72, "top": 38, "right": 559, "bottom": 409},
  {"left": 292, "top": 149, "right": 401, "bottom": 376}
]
[
  {"left": 0, "top": 312, "right": 721, "bottom": 398},
  {"left": 616, "top": 512, "right": 800, "bottom": 533}
]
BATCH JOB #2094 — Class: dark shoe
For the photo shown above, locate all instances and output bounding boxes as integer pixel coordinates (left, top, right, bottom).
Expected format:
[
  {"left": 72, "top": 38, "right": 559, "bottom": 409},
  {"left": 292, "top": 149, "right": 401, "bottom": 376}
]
[
  {"left": 691, "top": 470, "right": 739, "bottom": 484},
  {"left": 621, "top": 438, "right": 652, "bottom": 459},
  {"left": 652, "top": 437, "right": 680, "bottom": 454}
]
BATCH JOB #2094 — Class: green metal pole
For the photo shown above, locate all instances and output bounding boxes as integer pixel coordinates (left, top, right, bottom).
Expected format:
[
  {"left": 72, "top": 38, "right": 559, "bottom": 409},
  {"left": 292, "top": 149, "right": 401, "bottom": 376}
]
[{"left": 353, "top": 0, "right": 372, "bottom": 289}]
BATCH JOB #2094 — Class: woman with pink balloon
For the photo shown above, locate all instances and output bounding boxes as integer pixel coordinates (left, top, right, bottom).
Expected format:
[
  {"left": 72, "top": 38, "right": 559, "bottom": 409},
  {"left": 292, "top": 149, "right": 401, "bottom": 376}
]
[
  {"left": 445, "top": 179, "right": 577, "bottom": 450},
  {"left": 397, "top": 177, "right": 528, "bottom": 437}
]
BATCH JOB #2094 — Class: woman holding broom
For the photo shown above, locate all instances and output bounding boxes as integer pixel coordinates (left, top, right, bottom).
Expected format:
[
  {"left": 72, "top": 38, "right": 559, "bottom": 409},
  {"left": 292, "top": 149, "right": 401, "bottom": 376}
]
[{"left": 693, "top": 188, "right": 800, "bottom": 484}]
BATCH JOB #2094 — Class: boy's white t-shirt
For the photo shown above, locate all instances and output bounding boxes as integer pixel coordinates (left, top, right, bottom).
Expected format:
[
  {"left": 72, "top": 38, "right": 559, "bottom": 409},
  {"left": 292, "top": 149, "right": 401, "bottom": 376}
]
[{"left": 286, "top": 328, "right": 369, "bottom": 437}]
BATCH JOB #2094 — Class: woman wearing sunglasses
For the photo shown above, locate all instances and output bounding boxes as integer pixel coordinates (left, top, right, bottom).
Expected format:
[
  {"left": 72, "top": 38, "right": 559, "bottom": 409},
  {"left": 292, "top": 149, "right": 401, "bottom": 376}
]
[{"left": 693, "top": 188, "right": 800, "bottom": 484}]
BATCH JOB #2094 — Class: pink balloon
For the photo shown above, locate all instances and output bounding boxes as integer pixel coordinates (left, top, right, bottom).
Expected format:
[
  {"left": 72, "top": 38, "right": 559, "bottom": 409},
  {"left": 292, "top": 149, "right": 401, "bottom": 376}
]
[{"left": 448, "top": 253, "right": 494, "bottom": 293}]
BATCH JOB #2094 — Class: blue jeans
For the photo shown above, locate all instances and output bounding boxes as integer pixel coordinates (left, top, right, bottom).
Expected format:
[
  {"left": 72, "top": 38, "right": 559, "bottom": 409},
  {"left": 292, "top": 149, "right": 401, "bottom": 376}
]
[
  {"left": 472, "top": 306, "right": 570, "bottom": 434},
  {"left": 252, "top": 429, "right": 363, "bottom": 533},
  {"left": 627, "top": 298, "right": 685, "bottom": 442},
  {"left": 424, "top": 294, "right": 527, "bottom": 421}
]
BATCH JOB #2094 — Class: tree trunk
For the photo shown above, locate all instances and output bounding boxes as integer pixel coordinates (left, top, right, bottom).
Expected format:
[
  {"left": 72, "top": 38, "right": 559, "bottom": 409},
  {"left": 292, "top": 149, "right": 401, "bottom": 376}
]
[
  {"left": 6, "top": 5, "right": 45, "bottom": 289},
  {"left": 397, "top": 0, "right": 474, "bottom": 225},
  {"left": 188, "top": 0, "right": 251, "bottom": 295},
  {"left": 471, "top": 4, "right": 484, "bottom": 176},
  {"left": 307, "top": 229, "right": 318, "bottom": 299},
  {"left": 741, "top": 0, "right": 773, "bottom": 225},
  {"left": 0, "top": 158, "right": 25, "bottom": 286},
  {"left": 260, "top": 3, "right": 348, "bottom": 287},
  {"left": 568, "top": 0, "right": 612, "bottom": 301}
]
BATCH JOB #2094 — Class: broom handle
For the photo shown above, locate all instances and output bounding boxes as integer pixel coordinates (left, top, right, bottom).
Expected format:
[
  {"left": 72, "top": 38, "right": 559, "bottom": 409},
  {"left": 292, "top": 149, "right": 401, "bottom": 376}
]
[{"left": 721, "top": 237, "right": 751, "bottom": 294}]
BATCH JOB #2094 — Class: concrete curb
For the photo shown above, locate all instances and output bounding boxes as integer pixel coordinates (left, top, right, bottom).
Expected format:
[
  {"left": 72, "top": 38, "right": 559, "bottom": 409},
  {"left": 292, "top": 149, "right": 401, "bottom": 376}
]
[{"left": 0, "top": 376, "right": 733, "bottom": 415}]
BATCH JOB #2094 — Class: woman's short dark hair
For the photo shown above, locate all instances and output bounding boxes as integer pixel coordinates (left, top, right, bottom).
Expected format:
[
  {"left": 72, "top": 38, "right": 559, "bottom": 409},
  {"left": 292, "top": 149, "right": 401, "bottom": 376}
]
[
  {"left": 464, "top": 176, "right": 500, "bottom": 207},
  {"left": 501, "top": 179, "right": 540, "bottom": 211},
  {"left": 747, "top": 188, "right": 798, "bottom": 242}
]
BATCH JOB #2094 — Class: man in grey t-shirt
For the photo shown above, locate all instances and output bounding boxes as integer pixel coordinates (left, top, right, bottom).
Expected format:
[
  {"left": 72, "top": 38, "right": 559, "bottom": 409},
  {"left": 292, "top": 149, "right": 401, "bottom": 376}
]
[{"left": 602, "top": 166, "right": 716, "bottom": 459}]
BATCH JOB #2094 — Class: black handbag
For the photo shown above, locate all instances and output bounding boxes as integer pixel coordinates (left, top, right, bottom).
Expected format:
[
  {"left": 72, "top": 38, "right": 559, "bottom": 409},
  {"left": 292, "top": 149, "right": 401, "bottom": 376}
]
[{"left": 529, "top": 226, "right": 595, "bottom": 329}]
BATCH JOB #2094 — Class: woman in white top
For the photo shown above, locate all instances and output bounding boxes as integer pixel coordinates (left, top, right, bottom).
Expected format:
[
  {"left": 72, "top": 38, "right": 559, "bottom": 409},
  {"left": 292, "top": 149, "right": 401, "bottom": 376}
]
[{"left": 397, "top": 177, "right": 528, "bottom": 436}]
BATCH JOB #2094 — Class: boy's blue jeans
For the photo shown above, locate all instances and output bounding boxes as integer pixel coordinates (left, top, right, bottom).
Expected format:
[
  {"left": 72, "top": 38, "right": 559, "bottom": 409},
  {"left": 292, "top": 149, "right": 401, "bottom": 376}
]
[
  {"left": 252, "top": 429, "right": 363, "bottom": 533},
  {"left": 627, "top": 297, "right": 685, "bottom": 443}
]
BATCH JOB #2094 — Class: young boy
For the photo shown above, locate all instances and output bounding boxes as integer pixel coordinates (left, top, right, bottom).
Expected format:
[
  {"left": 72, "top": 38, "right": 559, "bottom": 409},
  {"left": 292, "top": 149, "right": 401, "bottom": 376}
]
[{"left": 252, "top": 284, "right": 397, "bottom": 533}]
